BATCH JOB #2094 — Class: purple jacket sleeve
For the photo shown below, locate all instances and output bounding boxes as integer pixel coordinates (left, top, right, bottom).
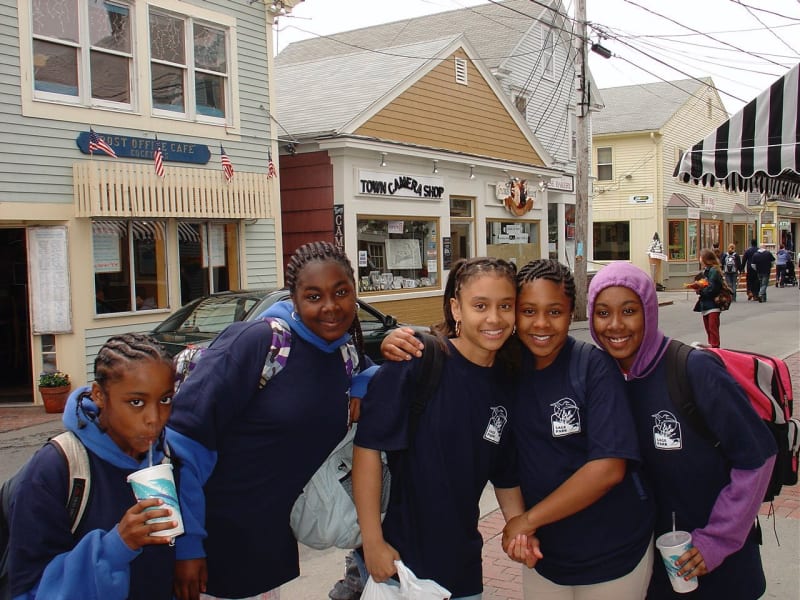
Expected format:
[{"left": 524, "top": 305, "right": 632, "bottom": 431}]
[{"left": 691, "top": 455, "right": 775, "bottom": 572}]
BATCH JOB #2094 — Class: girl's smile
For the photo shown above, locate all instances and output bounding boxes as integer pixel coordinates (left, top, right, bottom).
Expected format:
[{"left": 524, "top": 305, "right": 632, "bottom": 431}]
[{"left": 591, "top": 286, "right": 645, "bottom": 371}]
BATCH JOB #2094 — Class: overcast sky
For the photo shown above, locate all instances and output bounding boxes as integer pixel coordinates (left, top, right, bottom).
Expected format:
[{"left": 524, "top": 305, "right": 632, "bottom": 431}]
[{"left": 273, "top": 0, "right": 800, "bottom": 115}]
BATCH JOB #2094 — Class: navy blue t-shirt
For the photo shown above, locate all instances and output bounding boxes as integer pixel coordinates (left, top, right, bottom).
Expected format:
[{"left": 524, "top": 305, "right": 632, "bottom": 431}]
[
  {"left": 514, "top": 337, "right": 654, "bottom": 585},
  {"left": 627, "top": 349, "right": 776, "bottom": 599},
  {"left": 168, "top": 321, "right": 354, "bottom": 597},
  {"left": 355, "top": 339, "right": 518, "bottom": 598}
]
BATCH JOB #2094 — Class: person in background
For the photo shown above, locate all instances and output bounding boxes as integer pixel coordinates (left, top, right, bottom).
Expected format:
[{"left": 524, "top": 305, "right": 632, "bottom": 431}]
[
  {"left": 588, "top": 262, "right": 776, "bottom": 599},
  {"left": 721, "top": 244, "right": 742, "bottom": 301},
  {"left": 775, "top": 244, "right": 789, "bottom": 287},
  {"left": 169, "top": 241, "right": 371, "bottom": 600},
  {"left": 750, "top": 243, "right": 775, "bottom": 302},
  {"left": 8, "top": 334, "right": 178, "bottom": 600},
  {"left": 691, "top": 250, "right": 724, "bottom": 348},
  {"left": 711, "top": 242, "right": 722, "bottom": 261},
  {"left": 741, "top": 239, "right": 759, "bottom": 301},
  {"left": 354, "top": 257, "right": 524, "bottom": 599}
]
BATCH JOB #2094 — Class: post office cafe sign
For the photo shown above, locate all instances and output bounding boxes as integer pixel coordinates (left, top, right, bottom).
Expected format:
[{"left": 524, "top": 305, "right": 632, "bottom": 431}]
[{"left": 359, "top": 170, "right": 445, "bottom": 199}]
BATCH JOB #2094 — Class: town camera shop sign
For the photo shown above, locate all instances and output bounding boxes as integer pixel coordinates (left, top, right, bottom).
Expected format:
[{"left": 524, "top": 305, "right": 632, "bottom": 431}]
[{"left": 358, "top": 170, "right": 445, "bottom": 199}]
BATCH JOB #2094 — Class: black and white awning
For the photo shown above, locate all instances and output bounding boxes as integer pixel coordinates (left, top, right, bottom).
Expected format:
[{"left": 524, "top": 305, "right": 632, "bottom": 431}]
[{"left": 674, "top": 62, "right": 800, "bottom": 198}]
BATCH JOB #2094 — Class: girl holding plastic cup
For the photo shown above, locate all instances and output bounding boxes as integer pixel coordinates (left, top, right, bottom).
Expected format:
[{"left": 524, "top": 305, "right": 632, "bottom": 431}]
[
  {"left": 588, "top": 262, "right": 776, "bottom": 599},
  {"left": 8, "top": 334, "right": 178, "bottom": 600}
]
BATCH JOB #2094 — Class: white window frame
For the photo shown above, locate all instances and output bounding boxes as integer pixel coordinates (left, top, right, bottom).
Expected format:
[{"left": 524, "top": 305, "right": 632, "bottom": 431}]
[
  {"left": 18, "top": 0, "right": 240, "bottom": 133},
  {"left": 541, "top": 24, "right": 554, "bottom": 80},
  {"left": 30, "top": 0, "right": 136, "bottom": 110},
  {"left": 597, "top": 146, "right": 613, "bottom": 181}
]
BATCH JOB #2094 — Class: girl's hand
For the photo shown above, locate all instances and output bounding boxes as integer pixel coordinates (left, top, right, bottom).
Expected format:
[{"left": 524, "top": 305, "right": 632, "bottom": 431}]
[
  {"left": 676, "top": 546, "right": 708, "bottom": 580},
  {"left": 349, "top": 396, "right": 361, "bottom": 425},
  {"left": 363, "top": 540, "right": 400, "bottom": 582},
  {"left": 501, "top": 513, "right": 534, "bottom": 553},
  {"left": 118, "top": 498, "right": 176, "bottom": 550},
  {"left": 381, "top": 327, "right": 424, "bottom": 361},
  {"left": 174, "top": 558, "right": 208, "bottom": 600},
  {"left": 506, "top": 533, "right": 543, "bottom": 568}
]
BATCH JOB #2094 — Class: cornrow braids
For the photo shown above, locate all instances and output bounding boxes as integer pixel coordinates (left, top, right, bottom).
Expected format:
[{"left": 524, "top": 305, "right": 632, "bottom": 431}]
[
  {"left": 434, "top": 256, "right": 518, "bottom": 337},
  {"left": 94, "top": 333, "right": 174, "bottom": 386},
  {"left": 284, "top": 241, "right": 366, "bottom": 365},
  {"left": 516, "top": 259, "right": 576, "bottom": 312}
]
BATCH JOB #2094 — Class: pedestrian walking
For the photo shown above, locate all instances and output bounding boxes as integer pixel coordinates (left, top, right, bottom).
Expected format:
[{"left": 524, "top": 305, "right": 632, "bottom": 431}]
[
  {"left": 690, "top": 250, "right": 724, "bottom": 348},
  {"left": 722, "top": 243, "right": 742, "bottom": 301},
  {"left": 775, "top": 245, "right": 789, "bottom": 287},
  {"left": 742, "top": 239, "right": 759, "bottom": 301},
  {"left": 751, "top": 244, "right": 776, "bottom": 302}
]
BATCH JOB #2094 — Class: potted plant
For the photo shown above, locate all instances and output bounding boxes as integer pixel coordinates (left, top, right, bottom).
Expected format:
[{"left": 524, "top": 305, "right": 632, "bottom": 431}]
[{"left": 38, "top": 370, "right": 71, "bottom": 414}]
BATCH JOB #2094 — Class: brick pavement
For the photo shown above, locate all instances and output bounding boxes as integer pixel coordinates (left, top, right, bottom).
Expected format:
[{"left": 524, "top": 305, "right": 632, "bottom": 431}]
[{"left": 480, "top": 351, "right": 800, "bottom": 598}]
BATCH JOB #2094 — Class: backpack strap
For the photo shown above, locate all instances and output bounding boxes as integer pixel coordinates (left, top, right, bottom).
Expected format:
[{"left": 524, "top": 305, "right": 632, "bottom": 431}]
[
  {"left": 568, "top": 340, "right": 593, "bottom": 400},
  {"left": 49, "top": 432, "right": 91, "bottom": 534},
  {"left": 664, "top": 339, "right": 716, "bottom": 442},
  {"left": 259, "top": 317, "right": 293, "bottom": 388},
  {"left": 408, "top": 332, "right": 446, "bottom": 443}
]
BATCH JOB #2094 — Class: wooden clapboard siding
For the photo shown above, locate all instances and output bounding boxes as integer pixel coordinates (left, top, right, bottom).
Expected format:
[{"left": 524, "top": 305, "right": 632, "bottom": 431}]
[
  {"left": 367, "top": 295, "right": 442, "bottom": 331},
  {"left": 356, "top": 49, "right": 544, "bottom": 166},
  {"left": 244, "top": 220, "right": 280, "bottom": 289}
]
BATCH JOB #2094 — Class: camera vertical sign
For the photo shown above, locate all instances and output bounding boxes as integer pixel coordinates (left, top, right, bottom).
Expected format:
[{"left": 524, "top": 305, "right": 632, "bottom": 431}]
[{"left": 333, "top": 205, "right": 345, "bottom": 253}]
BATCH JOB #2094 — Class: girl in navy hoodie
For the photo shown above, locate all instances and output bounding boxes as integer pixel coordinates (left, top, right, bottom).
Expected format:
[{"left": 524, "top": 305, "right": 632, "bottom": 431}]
[
  {"left": 588, "top": 262, "right": 776, "bottom": 599},
  {"left": 169, "top": 241, "right": 372, "bottom": 600},
  {"left": 8, "top": 333, "right": 178, "bottom": 600}
]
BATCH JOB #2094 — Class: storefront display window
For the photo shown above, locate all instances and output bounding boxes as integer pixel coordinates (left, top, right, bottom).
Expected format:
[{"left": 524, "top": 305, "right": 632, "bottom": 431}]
[
  {"left": 700, "top": 221, "right": 721, "bottom": 252},
  {"left": 687, "top": 221, "right": 698, "bottom": 260},
  {"left": 668, "top": 220, "right": 686, "bottom": 260},
  {"left": 357, "top": 217, "right": 439, "bottom": 292},
  {"left": 178, "top": 222, "right": 240, "bottom": 304},
  {"left": 486, "top": 220, "right": 540, "bottom": 265},
  {"left": 592, "top": 221, "right": 630, "bottom": 260},
  {"left": 93, "top": 220, "right": 168, "bottom": 314}
]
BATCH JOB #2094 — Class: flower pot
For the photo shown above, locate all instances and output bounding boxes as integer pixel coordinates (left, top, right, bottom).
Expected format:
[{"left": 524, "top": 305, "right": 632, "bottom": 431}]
[{"left": 39, "top": 385, "right": 71, "bottom": 414}]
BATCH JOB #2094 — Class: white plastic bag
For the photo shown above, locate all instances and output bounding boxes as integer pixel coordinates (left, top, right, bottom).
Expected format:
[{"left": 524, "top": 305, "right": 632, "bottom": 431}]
[{"left": 361, "top": 560, "right": 451, "bottom": 600}]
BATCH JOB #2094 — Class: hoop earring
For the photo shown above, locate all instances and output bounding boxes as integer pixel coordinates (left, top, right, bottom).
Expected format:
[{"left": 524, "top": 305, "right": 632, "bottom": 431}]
[
  {"left": 512, "top": 325, "right": 517, "bottom": 335},
  {"left": 455, "top": 320, "right": 462, "bottom": 337},
  {"left": 291, "top": 310, "right": 301, "bottom": 323}
]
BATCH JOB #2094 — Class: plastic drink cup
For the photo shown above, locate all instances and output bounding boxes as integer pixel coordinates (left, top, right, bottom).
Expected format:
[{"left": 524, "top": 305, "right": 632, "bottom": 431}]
[
  {"left": 655, "top": 530, "right": 699, "bottom": 593},
  {"left": 126, "top": 463, "right": 184, "bottom": 538}
]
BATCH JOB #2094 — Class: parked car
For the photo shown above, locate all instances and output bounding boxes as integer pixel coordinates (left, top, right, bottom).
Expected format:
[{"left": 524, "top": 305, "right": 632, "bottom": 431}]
[{"left": 149, "top": 289, "right": 429, "bottom": 363}]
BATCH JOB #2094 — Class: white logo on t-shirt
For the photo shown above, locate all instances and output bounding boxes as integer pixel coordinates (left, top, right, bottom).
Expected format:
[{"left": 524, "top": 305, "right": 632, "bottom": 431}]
[
  {"left": 550, "top": 398, "right": 581, "bottom": 437},
  {"left": 652, "top": 410, "right": 682, "bottom": 450},
  {"left": 483, "top": 406, "right": 508, "bottom": 444}
]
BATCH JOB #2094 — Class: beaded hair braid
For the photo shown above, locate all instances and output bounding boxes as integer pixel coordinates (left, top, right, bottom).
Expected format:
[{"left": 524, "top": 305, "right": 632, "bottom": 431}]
[
  {"left": 434, "top": 257, "right": 517, "bottom": 338},
  {"left": 284, "top": 241, "right": 365, "bottom": 363},
  {"left": 516, "top": 258, "right": 576, "bottom": 312}
]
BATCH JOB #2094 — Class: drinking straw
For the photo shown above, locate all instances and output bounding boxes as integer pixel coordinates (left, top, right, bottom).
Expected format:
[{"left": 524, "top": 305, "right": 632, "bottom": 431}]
[
  {"left": 672, "top": 511, "right": 676, "bottom": 533},
  {"left": 148, "top": 443, "right": 153, "bottom": 468}
]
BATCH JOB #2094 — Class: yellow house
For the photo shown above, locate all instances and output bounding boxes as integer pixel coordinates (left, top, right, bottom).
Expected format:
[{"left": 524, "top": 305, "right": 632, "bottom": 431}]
[{"left": 591, "top": 78, "right": 755, "bottom": 287}]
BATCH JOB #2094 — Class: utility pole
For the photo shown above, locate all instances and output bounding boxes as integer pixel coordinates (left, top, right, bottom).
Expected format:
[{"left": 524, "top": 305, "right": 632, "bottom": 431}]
[{"left": 573, "top": 0, "right": 589, "bottom": 319}]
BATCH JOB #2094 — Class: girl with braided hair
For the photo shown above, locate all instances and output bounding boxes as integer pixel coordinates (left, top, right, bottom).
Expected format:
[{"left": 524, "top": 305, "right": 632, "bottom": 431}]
[
  {"left": 9, "top": 333, "right": 178, "bottom": 600},
  {"left": 169, "top": 241, "right": 373, "bottom": 600},
  {"left": 353, "top": 257, "right": 525, "bottom": 599}
]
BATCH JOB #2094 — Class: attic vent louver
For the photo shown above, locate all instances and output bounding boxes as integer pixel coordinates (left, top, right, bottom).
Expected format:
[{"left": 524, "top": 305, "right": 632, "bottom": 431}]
[{"left": 454, "top": 58, "right": 468, "bottom": 85}]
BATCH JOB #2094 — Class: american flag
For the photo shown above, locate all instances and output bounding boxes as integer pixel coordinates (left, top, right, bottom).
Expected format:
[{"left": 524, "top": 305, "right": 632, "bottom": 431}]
[
  {"left": 220, "top": 144, "right": 234, "bottom": 182},
  {"left": 267, "top": 151, "right": 277, "bottom": 179},
  {"left": 153, "top": 136, "right": 165, "bottom": 178},
  {"left": 88, "top": 128, "right": 117, "bottom": 158}
]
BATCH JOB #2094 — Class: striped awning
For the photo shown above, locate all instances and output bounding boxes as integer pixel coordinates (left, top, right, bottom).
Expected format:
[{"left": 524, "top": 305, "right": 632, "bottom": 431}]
[{"left": 674, "top": 62, "right": 800, "bottom": 198}]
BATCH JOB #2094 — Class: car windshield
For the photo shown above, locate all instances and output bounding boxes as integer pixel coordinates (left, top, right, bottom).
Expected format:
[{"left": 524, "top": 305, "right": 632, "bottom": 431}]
[{"left": 173, "top": 295, "right": 263, "bottom": 334}]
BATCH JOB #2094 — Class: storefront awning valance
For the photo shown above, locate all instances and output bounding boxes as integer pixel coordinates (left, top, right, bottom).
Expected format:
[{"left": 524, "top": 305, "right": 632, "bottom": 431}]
[{"left": 674, "top": 62, "right": 800, "bottom": 198}]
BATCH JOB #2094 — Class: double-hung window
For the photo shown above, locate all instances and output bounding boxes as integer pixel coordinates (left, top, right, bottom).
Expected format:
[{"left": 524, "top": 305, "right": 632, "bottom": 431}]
[
  {"left": 32, "top": 0, "right": 133, "bottom": 107},
  {"left": 150, "top": 10, "right": 229, "bottom": 122}
]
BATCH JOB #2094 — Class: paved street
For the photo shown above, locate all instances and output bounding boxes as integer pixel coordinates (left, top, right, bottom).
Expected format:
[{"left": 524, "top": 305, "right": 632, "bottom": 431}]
[{"left": 1, "top": 285, "right": 798, "bottom": 599}]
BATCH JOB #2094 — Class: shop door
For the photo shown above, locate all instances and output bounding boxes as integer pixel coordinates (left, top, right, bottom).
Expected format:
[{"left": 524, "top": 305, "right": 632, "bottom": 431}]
[{"left": 0, "top": 229, "right": 33, "bottom": 403}]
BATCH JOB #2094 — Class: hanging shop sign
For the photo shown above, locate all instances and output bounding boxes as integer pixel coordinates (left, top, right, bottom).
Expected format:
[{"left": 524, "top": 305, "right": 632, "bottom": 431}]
[
  {"left": 546, "top": 175, "right": 574, "bottom": 192},
  {"left": 358, "top": 170, "right": 445, "bottom": 199},
  {"left": 76, "top": 131, "right": 211, "bottom": 164},
  {"left": 333, "top": 205, "right": 345, "bottom": 252}
]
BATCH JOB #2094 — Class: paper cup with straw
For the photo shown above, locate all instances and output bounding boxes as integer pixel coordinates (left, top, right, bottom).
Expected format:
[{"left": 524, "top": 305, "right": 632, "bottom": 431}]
[{"left": 127, "top": 458, "right": 184, "bottom": 539}]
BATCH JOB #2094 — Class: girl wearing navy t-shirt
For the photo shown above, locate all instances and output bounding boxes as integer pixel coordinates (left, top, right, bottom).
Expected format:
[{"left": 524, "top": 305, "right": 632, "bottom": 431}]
[
  {"left": 353, "top": 257, "right": 524, "bottom": 599},
  {"left": 169, "top": 241, "right": 371, "bottom": 600},
  {"left": 588, "top": 262, "right": 776, "bottom": 599},
  {"left": 9, "top": 334, "right": 178, "bottom": 600},
  {"left": 501, "top": 259, "right": 655, "bottom": 599}
]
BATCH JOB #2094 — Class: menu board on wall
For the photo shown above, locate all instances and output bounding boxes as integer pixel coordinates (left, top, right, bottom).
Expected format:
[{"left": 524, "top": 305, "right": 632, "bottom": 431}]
[{"left": 28, "top": 226, "right": 73, "bottom": 334}]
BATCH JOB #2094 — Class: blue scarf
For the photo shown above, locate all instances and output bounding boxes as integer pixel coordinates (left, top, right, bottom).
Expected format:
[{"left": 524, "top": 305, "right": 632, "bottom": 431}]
[{"left": 258, "top": 300, "right": 351, "bottom": 353}]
